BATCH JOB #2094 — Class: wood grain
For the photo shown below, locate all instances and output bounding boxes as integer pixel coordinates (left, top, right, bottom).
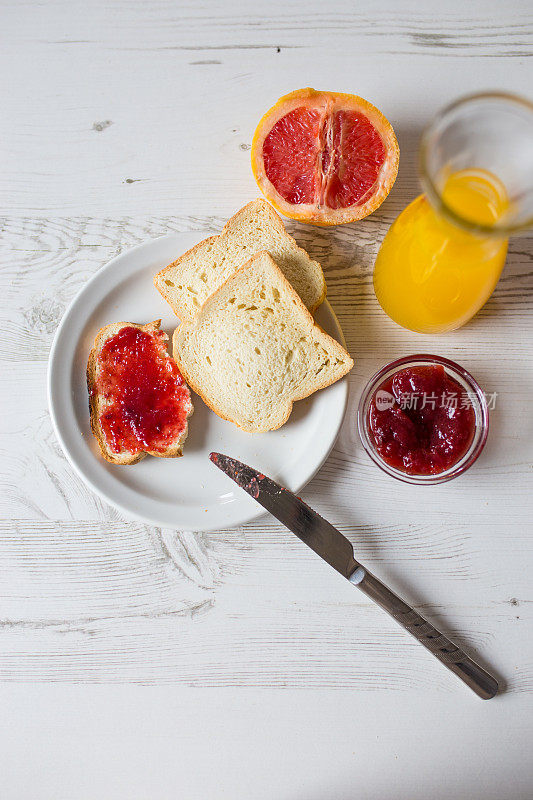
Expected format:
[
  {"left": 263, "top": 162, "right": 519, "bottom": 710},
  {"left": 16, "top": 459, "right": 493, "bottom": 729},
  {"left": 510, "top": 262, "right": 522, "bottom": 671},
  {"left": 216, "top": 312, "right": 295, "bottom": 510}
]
[
  {"left": 1, "top": 214, "right": 532, "bottom": 530},
  {"left": 2, "top": 216, "right": 532, "bottom": 362},
  {"left": 1, "top": 2, "right": 533, "bottom": 796},
  {"left": 0, "top": 518, "right": 529, "bottom": 688},
  {"left": 1, "top": 1, "right": 532, "bottom": 215}
]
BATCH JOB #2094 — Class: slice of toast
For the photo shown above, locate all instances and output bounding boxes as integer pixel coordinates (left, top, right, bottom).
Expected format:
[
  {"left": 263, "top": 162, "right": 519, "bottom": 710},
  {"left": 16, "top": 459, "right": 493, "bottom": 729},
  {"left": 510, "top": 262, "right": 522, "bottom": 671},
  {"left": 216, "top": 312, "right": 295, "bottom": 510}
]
[
  {"left": 87, "top": 320, "right": 193, "bottom": 464},
  {"left": 154, "top": 199, "right": 326, "bottom": 322},
  {"left": 172, "top": 252, "right": 353, "bottom": 433}
]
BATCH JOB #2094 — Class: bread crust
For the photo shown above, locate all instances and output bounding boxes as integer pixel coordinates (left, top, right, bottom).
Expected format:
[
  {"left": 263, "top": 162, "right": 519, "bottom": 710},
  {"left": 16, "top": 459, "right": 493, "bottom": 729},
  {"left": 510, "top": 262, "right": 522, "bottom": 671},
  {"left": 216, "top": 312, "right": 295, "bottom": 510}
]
[
  {"left": 172, "top": 251, "right": 352, "bottom": 433},
  {"left": 87, "top": 320, "right": 193, "bottom": 464}
]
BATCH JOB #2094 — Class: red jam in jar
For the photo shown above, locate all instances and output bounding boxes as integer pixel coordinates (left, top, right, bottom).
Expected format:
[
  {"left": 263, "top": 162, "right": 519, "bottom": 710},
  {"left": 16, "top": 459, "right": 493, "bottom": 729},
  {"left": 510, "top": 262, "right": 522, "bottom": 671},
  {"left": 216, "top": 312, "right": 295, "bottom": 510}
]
[
  {"left": 95, "top": 326, "right": 192, "bottom": 455},
  {"left": 368, "top": 364, "right": 476, "bottom": 476}
]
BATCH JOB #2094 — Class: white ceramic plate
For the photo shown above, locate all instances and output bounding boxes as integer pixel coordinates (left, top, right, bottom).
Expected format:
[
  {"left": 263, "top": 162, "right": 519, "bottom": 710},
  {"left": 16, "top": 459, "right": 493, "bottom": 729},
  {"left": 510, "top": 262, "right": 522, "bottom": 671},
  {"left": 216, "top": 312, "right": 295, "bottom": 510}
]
[{"left": 48, "top": 233, "right": 349, "bottom": 531}]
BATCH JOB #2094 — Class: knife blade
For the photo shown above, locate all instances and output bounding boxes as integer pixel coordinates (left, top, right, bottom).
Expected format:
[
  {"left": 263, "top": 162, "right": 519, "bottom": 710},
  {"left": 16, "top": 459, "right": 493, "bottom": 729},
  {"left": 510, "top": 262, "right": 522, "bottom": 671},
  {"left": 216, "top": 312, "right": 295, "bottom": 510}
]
[
  {"left": 210, "top": 451, "right": 357, "bottom": 578},
  {"left": 210, "top": 452, "right": 499, "bottom": 700}
]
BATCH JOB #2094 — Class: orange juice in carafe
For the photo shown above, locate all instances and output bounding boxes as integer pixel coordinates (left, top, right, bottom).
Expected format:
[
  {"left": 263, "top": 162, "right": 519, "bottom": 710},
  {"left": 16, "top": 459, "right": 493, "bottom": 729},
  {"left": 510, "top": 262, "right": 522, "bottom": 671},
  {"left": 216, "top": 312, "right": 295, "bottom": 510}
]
[{"left": 373, "top": 169, "right": 509, "bottom": 333}]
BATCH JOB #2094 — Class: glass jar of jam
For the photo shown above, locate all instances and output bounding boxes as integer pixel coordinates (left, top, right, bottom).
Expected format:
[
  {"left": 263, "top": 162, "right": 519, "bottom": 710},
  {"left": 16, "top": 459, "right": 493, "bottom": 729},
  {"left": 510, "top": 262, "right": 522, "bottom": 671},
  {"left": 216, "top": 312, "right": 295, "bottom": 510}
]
[{"left": 357, "top": 355, "right": 489, "bottom": 484}]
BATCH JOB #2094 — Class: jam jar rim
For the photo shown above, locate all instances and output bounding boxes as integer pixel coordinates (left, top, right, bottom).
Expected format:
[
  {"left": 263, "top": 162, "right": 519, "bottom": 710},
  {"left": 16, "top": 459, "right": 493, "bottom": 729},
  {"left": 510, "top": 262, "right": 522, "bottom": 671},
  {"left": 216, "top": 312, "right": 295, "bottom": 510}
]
[{"left": 357, "top": 354, "right": 489, "bottom": 485}]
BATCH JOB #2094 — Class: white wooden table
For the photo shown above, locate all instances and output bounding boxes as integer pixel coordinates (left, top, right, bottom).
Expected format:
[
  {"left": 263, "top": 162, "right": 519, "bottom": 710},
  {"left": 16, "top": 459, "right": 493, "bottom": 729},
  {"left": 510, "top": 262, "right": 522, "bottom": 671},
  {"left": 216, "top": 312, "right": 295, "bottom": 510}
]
[{"left": 2, "top": 1, "right": 532, "bottom": 797}]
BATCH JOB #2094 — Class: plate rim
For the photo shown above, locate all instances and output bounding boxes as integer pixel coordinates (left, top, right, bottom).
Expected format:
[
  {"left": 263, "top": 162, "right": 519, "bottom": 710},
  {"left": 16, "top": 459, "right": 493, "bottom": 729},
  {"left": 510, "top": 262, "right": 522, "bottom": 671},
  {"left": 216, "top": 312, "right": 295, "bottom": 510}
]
[{"left": 47, "top": 233, "right": 349, "bottom": 531}]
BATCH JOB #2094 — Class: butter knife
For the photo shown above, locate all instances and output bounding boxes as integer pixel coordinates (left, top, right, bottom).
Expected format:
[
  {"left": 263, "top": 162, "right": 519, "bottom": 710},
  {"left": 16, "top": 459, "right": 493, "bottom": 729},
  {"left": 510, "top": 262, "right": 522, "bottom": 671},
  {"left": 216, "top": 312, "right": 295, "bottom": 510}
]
[{"left": 210, "top": 452, "right": 498, "bottom": 700}]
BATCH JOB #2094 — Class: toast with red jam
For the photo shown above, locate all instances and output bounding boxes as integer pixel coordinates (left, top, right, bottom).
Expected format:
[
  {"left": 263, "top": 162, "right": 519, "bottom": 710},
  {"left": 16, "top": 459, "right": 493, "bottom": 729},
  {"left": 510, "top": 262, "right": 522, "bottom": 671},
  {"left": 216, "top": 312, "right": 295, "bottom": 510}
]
[{"left": 87, "top": 320, "right": 193, "bottom": 464}]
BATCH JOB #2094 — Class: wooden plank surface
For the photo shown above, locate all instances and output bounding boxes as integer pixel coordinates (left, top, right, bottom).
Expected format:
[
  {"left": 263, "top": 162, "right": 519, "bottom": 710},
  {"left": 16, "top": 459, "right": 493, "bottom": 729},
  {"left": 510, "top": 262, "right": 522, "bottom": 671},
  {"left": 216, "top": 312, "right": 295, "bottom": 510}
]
[{"left": 1, "top": 0, "right": 532, "bottom": 798}]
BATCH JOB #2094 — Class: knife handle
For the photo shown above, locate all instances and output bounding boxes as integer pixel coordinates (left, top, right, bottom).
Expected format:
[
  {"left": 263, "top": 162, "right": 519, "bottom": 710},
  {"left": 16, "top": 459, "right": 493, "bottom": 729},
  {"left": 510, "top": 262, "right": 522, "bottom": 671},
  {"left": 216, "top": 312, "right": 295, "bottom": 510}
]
[{"left": 349, "top": 564, "right": 498, "bottom": 700}]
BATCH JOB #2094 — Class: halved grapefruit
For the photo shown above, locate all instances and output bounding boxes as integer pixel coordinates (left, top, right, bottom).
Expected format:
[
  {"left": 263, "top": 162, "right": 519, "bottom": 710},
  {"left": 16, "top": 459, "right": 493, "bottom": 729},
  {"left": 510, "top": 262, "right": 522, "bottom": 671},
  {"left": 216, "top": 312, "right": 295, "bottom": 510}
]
[{"left": 251, "top": 88, "right": 399, "bottom": 226}]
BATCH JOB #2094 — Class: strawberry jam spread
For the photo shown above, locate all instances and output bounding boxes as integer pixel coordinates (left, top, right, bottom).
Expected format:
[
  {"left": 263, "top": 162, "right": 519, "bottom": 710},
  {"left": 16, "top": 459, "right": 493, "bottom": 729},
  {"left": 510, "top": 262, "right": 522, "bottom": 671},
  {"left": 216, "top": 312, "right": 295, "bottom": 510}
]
[
  {"left": 368, "top": 365, "right": 476, "bottom": 475},
  {"left": 96, "top": 326, "right": 191, "bottom": 455}
]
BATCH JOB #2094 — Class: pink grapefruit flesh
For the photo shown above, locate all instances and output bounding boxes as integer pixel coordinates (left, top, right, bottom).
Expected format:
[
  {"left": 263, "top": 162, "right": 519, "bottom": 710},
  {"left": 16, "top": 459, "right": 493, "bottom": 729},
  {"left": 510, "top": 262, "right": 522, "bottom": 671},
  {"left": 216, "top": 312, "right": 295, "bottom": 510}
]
[{"left": 252, "top": 89, "right": 399, "bottom": 225}]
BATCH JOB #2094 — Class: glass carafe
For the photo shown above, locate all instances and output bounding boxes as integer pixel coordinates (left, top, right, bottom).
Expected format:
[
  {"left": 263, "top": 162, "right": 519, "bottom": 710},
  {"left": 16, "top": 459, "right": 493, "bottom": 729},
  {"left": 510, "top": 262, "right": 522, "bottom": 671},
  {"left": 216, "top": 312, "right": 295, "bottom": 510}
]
[{"left": 373, "top": 92, "right": 533, "bottom": 334}]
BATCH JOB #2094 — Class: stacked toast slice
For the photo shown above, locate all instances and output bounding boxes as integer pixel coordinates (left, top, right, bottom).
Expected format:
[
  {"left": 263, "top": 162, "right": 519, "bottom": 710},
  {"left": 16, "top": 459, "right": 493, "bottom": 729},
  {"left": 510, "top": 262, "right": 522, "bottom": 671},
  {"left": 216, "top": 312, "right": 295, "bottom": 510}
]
[
  {"left": 155, "top": 200, "right": 353, "bottom": 433},
  {"left": 154, "top": 198, "right": 326, "bottom": 322}
]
